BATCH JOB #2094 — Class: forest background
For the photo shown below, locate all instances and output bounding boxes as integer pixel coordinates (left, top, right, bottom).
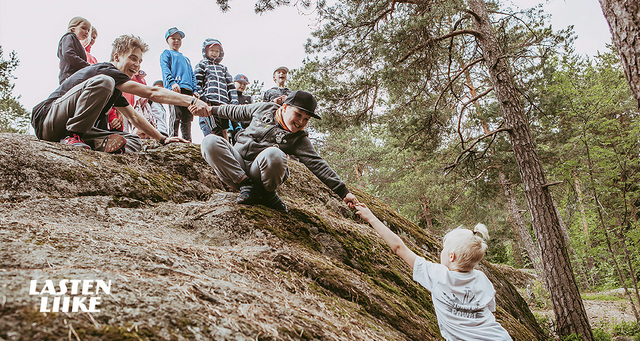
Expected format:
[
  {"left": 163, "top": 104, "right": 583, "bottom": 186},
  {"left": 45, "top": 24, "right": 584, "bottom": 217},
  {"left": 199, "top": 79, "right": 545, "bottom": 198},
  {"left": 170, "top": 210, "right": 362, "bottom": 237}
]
[{"left": 2, "top": 0, "right": 640, "bottom": 340}]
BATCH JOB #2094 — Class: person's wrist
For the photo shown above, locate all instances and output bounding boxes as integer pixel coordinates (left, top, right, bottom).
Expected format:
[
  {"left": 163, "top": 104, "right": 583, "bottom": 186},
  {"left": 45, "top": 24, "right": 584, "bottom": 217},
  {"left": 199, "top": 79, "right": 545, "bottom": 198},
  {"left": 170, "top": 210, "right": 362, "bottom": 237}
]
[
  {"left": 190, "top": 97, "right": 197, "bottom": 106},
  {"left": 159, "top": 136, "right": 167, "bottom": 145}
]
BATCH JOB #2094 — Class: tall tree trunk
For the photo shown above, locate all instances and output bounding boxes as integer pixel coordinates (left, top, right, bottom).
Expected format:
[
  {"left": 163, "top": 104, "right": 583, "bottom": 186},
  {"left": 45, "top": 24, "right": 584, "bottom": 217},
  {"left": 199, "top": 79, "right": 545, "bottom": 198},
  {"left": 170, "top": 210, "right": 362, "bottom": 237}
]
[
  {"left": 499, "top": 172, "right": 544, "bottom": 279},
  {"left": 573, "top": 168, "right": 591, "bottom": 241},
  {"left": 573, "top": 168, "right": 597, "bottom": 289},
  {"left": 598, "top": 0, "right": 640, "bottom": 109},
  {"left": 466, "top": 1, "right": 594, "bottom": 339},
  {"left": 421, "top": 194, "right": 434, "bottom": 232},
  {"left": 597, "top": 6, "right": 640, "bottom": 312},
  {"left": 552, "top": 194, "right": 575, "bottom": 255}
]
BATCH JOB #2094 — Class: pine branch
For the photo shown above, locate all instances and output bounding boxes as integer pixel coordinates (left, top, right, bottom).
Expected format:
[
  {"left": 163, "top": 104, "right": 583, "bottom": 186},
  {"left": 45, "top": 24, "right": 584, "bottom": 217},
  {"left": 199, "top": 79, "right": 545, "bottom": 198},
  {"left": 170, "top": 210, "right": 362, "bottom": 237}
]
[
  {"left": 433, "top": 57, "right": 484, "bottom": 112},
  {"left": 399, "top": 29, "right": 483, "bottom": 64},
  {"left": 457, "top": 86, "right": 494, "bottom": 150},
  {"left": 444, "top": 126, "right": 510, "bottom": 174}
]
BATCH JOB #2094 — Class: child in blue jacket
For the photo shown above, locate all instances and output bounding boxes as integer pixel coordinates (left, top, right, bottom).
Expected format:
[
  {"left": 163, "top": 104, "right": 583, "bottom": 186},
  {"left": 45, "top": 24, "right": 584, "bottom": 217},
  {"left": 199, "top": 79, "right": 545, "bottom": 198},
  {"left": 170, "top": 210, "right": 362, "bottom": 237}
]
[{"left": 160, "top": 27, "right": 197, "bottom": 142}]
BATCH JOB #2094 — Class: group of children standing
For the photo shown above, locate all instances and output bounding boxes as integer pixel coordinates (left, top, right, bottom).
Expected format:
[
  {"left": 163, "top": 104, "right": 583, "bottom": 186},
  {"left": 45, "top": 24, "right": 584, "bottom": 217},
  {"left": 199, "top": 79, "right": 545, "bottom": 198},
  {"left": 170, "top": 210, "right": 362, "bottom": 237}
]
[
  {"left": 39, "top": 16, "right": 514, "bottom": 341},
  {"left": 56, "top": 18, "right": 291, "bottom": 144},
  {"left": 159, "top": 27, "right": 291, "bottom": 143}
]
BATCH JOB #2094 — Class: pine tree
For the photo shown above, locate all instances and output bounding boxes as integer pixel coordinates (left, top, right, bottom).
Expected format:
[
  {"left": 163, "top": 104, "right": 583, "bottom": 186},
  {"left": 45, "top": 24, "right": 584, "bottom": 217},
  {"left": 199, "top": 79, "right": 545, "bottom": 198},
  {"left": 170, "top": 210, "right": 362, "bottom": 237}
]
[{"left": 0, "top": 47, "right": 29, "bottom": 134}]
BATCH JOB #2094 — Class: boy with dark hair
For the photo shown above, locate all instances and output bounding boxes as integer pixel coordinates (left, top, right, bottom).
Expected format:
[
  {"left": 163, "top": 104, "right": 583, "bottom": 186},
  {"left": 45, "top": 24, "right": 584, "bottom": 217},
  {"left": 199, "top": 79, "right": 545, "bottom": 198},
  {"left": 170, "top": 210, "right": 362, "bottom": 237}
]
[
  {"left": 160, "top": 27, "right": 197, "bottom": 142},
  {"left": 32, "top": 34, "right": 210, "bottom": 153},
  {"left": 198, "top": 90, "right": 359, "bottom": 213},
  {"left": 228, "top": 73, "right": 252, "bottom": 143},
  {"left": 194, "top": 38, "right": 238, "bottom": 140},
  {"left": 234, "top": 74, "right": 252, "bottom": 105},
  {"left": 262, "top": 66, "right": 291, "bottom": 104}
]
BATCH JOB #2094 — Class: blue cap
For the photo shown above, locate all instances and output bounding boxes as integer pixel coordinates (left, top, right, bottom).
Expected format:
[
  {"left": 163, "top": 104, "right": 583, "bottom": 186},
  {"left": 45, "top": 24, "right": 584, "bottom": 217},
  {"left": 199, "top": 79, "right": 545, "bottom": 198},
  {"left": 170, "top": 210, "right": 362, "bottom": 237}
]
[
  {"left": 165, "top": 27, "right": 185, "bottom": 41},
  {"left": 234, "top": 74, "right": 250, "bottom": 84}
]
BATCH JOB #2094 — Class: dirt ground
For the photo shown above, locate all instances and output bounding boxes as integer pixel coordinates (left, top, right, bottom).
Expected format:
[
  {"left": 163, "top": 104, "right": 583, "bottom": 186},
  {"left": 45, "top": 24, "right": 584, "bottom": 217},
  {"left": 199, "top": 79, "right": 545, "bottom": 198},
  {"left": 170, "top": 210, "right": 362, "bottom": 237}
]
[
  {"left": 494, "top": 264, "right": 637, "bottom": 332},
  {"left": 534, "top": 298, "right": 637, "bottom": 327}
]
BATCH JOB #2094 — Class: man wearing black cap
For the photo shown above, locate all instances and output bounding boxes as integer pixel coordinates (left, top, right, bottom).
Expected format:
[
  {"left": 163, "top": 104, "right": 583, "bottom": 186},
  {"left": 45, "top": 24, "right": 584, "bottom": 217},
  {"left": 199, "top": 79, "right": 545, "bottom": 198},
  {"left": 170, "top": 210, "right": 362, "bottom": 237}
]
[{"left": 197, "top": 90, "right": 359, "bottom": 212}]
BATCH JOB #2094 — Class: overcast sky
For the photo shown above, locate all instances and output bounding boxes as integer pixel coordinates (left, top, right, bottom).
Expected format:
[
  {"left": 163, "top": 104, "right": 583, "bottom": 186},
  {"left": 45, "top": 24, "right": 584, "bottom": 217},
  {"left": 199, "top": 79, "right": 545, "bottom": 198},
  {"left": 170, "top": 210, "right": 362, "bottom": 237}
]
[{"left": 0, "top": 0, "right": 612, "bottom": 143}]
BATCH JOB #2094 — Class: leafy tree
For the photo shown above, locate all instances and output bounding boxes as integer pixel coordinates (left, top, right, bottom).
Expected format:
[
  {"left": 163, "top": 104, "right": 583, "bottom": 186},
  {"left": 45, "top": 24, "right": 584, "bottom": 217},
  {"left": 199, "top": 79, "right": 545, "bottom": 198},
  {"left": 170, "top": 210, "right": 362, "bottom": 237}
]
[
  {"left": 536, "top": 49, "right": 640, "bottom": 323},
  {"left": 0, "top": 46, "right": 29, "bottom": 134}
]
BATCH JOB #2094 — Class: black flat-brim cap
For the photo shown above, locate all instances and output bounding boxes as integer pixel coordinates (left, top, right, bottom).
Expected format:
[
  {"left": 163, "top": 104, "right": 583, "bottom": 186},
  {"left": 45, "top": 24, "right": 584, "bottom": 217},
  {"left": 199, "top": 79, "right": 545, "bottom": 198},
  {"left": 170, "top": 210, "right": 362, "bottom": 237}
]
[{"left": 284, "top": 90, "right": 320, "bottom": 119}]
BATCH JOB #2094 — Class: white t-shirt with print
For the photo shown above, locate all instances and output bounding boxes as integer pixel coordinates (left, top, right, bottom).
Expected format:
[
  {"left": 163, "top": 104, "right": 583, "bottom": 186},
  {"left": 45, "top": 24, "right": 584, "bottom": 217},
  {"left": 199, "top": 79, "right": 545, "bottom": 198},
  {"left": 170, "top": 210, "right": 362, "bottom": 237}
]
[{"left": 413, "top": 257, "right": 512, "bottom": 341}]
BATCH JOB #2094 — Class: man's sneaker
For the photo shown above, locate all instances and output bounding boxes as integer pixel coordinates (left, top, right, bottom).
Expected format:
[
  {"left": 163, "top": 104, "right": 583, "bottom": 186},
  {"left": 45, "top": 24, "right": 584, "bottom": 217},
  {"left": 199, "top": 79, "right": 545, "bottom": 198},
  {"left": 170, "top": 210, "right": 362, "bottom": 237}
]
[
  {"left": 236, "top": 185, "right": 262, "bottom": 205},
  {"left": 261, "top": 191, "right": 288, "bottom": 213},
  {"left": 95, "top": 134, "right": 127, "bottom": 153},
  {"left": 60, "top": 134, "right": 90, "bottom": 149}
]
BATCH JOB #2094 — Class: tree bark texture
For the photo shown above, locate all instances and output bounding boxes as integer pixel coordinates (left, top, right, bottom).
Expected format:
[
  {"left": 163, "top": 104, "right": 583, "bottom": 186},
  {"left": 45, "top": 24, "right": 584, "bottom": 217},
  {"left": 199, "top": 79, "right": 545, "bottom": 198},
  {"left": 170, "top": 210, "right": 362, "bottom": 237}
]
[
  {"left": 598, "top": 0, "right": 640, "bottom": 109},
  {"left": 466, "top": 0, "right": 594, "bottom": 339}
]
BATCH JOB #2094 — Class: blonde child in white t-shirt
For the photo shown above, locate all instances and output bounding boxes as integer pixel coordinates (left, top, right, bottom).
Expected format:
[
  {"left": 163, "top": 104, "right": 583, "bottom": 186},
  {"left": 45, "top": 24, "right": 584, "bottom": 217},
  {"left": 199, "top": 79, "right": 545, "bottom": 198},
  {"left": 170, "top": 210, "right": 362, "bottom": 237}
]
[{"left": 355, "top": 203, "right": 512, "bottom": 341}]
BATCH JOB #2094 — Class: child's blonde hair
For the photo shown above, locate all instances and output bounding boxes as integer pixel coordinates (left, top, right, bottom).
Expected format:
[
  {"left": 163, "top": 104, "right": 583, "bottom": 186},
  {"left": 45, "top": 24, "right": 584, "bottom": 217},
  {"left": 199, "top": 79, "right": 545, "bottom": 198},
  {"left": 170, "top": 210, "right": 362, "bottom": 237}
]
[
  {"left": 442, "top": 223, "right": 489, "bottom": 272},
  {"left": 110, "top": 35, "right": 149, "bottom": 62},
  {"left": 67, "top": 17, "right": 90, "bottom": 32}
]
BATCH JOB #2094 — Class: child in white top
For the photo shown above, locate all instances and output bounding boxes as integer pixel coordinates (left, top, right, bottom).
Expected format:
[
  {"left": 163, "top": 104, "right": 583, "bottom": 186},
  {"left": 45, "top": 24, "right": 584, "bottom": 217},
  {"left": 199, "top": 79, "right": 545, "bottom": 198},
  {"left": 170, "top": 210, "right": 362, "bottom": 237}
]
[{"left": 355, "top": 203, "right": 512, "bottom": 341}]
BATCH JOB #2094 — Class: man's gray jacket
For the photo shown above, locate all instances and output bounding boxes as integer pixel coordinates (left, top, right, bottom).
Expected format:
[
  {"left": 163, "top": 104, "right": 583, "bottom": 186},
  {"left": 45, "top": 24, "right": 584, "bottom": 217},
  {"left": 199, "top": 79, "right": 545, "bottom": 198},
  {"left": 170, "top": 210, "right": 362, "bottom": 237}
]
[{"left": 215, "top": 102, "right": 350, "bottom": 199}]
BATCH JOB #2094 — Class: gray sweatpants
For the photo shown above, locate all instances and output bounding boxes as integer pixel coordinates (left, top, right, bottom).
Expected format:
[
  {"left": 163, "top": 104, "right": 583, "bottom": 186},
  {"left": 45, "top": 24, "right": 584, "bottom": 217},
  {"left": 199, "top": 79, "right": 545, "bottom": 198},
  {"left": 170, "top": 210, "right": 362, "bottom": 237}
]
[
  {"left": 42, "top": 74, "right": 142, "bottom": 153},
  {"left": 201, "top": 134, "right": 288, "bottom": 192}
]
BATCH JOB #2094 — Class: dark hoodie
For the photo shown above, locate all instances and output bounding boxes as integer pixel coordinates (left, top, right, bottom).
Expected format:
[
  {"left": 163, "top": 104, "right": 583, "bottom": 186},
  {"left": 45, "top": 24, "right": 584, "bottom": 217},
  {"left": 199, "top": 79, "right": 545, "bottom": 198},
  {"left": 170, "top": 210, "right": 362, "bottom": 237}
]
[
  {"left": 194, "top": 38, "right": 238, "bottom": 105},
  {"left": 57, "top": 32, "right": 90, "bottom": 84}
]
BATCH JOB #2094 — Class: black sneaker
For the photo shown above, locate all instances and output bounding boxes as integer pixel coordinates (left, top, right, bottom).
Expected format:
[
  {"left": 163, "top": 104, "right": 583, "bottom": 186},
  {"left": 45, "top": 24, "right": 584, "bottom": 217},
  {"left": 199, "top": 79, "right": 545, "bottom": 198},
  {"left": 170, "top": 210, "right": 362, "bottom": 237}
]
[
  {"left": 236, "top": 185, "right": 262, "bottom": 205},
  {"left": 261, "top": 191, "right": 288, "bottom": 213}
]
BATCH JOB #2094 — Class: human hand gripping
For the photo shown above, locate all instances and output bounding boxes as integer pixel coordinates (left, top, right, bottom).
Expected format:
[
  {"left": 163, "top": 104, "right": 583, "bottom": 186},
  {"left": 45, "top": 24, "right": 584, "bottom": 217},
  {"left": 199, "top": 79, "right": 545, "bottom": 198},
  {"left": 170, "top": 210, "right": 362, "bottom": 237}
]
[
  {"left": 273, "top": 95, "right": 287, "bottom": 105},
  {"left": 187, "top": 98, "right": 211, "bottom": 117},
  {"left": 343, "top": 193, "right": 360, "bottom": 209}
]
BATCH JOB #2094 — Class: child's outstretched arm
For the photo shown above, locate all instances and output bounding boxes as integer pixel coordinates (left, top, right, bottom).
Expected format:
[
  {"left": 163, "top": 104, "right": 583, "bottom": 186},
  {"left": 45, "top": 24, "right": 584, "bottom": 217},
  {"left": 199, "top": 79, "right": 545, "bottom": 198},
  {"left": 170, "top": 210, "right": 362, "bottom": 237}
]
[{"left": 355, "top": 203, "right": 417, "bottom": 268}]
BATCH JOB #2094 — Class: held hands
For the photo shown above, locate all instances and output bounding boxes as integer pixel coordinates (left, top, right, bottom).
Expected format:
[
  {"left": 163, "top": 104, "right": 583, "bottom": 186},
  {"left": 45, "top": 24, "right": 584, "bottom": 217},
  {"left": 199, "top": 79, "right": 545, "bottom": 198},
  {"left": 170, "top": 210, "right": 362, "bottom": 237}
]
[
  {"left": 187, "top": 98, "right": 211, "bottom": 117},
  {"left": 272, "top": 95, "right": 287, "bottom": 105},
  {"left": 343, "top": 193, "right": 360, "bottom": 209}
]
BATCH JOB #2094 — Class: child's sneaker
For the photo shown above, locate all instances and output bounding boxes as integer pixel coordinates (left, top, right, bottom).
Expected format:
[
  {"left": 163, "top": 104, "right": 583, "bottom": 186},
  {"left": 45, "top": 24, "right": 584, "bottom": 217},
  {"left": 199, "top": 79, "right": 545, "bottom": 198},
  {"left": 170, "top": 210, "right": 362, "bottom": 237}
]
[
  {"left": 60, "top": 134, "right": 90, "bottom": 149},
  {"left": 95, "top": 134, "right": 127, "bottom": 153}
]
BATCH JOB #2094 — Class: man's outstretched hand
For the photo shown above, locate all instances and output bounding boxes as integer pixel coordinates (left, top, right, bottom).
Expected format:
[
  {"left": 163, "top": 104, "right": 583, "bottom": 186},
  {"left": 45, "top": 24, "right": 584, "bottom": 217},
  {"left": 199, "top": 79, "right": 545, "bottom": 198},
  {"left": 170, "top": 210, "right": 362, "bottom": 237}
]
[
  {"left": 188, "top": 98, "right": 211, "bottom": 117},
  {"left": 343, "top": 193, "right": 360, "bottom": 209}
]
